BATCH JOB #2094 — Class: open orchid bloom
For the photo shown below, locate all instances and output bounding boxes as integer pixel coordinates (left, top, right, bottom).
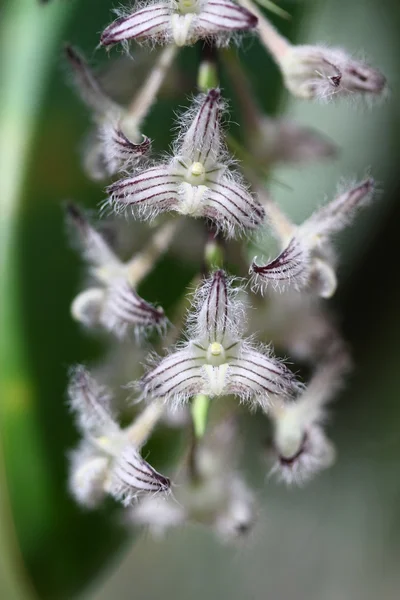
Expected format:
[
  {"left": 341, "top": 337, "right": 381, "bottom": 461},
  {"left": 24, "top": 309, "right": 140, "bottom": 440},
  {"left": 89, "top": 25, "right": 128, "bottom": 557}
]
[
  {"left": 250, "top": 178, "right": 375, "bottom": 298},
  {"left": 67, "top": 366, "right": 170, "bottom": 507},
  {"left": 140, "top": 270, "right": 300, "bottom": 410},
  {"left": 239, "top": 0, "right": 386, "bottom": 102},
  {"left": 279, "top": 45, "right": 387, "bottom": 102},
  {"left": 67, "top": 203, "right": 167, "bottom": 338},
  {"left": 101, "top": 0, "right": 257, "bottom": 49},
  {"left": 267, "top": 355, "right": 350, "bottom": 485},
  {"left": 130, "top": 418, "right": 255, "bottom": 541},
  {"left": 108, "top": 89, "right": 265, "bottom": 238},
  {"left": 65, "top": 45, "right": 151, "bottom": 180}
]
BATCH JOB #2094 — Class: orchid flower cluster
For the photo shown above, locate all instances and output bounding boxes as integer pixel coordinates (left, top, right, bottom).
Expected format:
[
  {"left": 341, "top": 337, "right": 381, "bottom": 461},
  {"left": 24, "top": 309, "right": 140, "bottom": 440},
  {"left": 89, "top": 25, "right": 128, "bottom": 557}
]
[{"left": 65, "top": 0, "right": 385, "bottom": 542}]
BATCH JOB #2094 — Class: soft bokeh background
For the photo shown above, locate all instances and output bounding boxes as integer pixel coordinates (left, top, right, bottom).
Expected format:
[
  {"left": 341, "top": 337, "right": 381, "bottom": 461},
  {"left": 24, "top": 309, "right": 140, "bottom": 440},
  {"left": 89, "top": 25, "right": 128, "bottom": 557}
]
[{"left": 1, "top": 0, "right": 399, "bottom": 599}]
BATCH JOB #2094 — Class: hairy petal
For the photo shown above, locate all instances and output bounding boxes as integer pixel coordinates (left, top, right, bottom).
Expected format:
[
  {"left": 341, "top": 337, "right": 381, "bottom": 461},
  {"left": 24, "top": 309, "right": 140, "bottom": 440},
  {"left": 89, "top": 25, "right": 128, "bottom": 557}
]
[
  {"left": 100, "top": 5, "right": 171, "bottom": 46},
  {"left": 270, "top": 426, "right": 335, "bottom": 486},
  {"left": 303, "top": 178, "right": 375, "bottom": 238},
  {"left": 203, "top": 178, "right": 265, "bottom": 236},
  {"left": 108, "top": 445, "right": 170, "bottom": 506},
  {"left": 64, "top": 45, "right": 119, "bottom": 116},
  {"left": 227, "top": 347, "right": 299, "bottom": 407},
  {"left": 66, "top": 203, "right": 120, "bottom": 269},
  {"left": 141, "top": 347, "right": 205, "bottom": 402},
  {"left": 195, "top": 0, "right": 258, "bottom": 36},
  {"left": 100, "top": 279, "right": 166, "bottom": 338},
  {"left": 179, "top": 89, "right": 224, "bottom": 166},
  {"left": 196, "top": 270, "right": 230, "bottom": 343},
  {"left": 100, "top": 124, "right": 151, "bottom": 175},
  {"left": 107, "top": 165, "right": 180, "bottom": 219},
  {"left": 67, "top": 365, "right": 117, "bottom": 435},
  {"left": 250, "top": 237, "right": 310, "bottom": 292}
]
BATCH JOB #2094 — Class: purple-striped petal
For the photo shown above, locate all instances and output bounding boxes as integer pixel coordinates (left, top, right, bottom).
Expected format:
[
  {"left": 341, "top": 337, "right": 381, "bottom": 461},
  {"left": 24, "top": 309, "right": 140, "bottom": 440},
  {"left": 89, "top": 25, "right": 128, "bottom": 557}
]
[
  {"left": 141, "top": 347, "right": 205, "bottom": 402},
  {"left": 250, "top": 237, "right": 310, "bottom": 292},
  {"left": 179, "top": 89, "right": 223, "bottom": 166},
  {"left": 101, "top": 279, "right": 165, "bottom": 338},
  {"left": 109, "top": 445, "right": 170, "bottom": 506},
  {"left": 100, "top": 123, "right": 151, "bottom": 175},
  {"left": 100, "top": 5, "right": 171, "bottom": 46},
  {"left": 107, "top": 166, "right": 180, "bottom": 219},
  {"left": 196, "top": 270, "right": 230, "bottom": 344},
  {"left": 227, "top": 347, "right": 299, "bottom": 406},
  {"left": 195, "top": 0, "right": 257, "bottom": 34},
  {"left": 203, "top": 178, "right": 265, "bottom": 236},
  {"left": 303, "top": 178, "right": 375, "bottom": 238}
]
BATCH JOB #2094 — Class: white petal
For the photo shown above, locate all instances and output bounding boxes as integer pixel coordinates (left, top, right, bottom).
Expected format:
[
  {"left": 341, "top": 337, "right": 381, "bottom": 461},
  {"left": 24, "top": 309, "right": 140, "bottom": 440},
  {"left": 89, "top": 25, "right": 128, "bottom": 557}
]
[
  {"left": 107, "top": 165, "right": 180, "bottom": 220},
  {"left": 178, "top": 89, "right": 224, "bottom": 167},
  {"left": 71, "top": 287, "right": 105, "bottom": 327},
  {"left": 66, "top": 203, "right": 121, "bottom": 268},
  {"left": 100, "top": 278, "right": 165, "bottom": 338},
  {"left": 100, "top": 123, "right": 151, "bottom": 175},
  {"left": 67, "top": 366, "right": 117, "bottom": 435},
  {"left": 64, "top": 45, "right": 120, "bottom": 116},
  {"left": 141, "top": 347, "right": 205, "bottom": 402},
  {"left": 195, "top": 0, "right": 257, "bottom": 35},
  {"left": 68, "top": 442, "right": 110, "bottom": 508},
  {"left": 250, "top": 237, "right": 310, "bottom": 292},
  {"left": 270, "top": 425, "right": 336, "bottom": 486},
  {"left": 196, "top": 270, "right": 231, "bottom": 344},
  {"left": 227, "top": 346, "right": 299, "bottom": 406},
  {"left": 203, "top": 178, "right": 265, "bottom": 236},
  {"left": 303, "top": 178, "right": 375, "bottom": 238},
  {"left": 311, "top": 257, "right": 337, "bottom": 298},
  {"left": 101, "top": 5, "right": 172, "bottom": 46},
  {"left": 108, "top": 445, "right": 170, "bottom": 506}
]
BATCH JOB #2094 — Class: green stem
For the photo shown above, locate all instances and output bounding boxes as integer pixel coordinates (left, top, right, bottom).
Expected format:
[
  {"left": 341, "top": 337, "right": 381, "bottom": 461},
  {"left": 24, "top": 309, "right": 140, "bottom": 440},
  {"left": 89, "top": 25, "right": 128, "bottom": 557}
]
[{"left": 0, "top": 1, "right": 74, "bottom": 598}]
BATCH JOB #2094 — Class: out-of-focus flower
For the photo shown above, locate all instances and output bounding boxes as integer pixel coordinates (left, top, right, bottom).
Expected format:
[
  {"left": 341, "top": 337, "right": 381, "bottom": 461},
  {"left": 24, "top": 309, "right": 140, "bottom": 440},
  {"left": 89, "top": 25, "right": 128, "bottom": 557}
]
[
  {"left": 67, "top": 203, "right": 174, "bottom": 338},
  {"left": 250, "top": 288, "right": 344, "bottom": 365},
  {"left": 130, "top": 418, "right": 255, "bottom": 541},
  {"left": 250, "top": 178, "right": 375, "bottom": 298},
  {"left": 239, "top": 0, "right": 386, "bottom": 101},
  {"left": 101, "top": 0, "right": 257, "bottom": 49},
  {"left": 140, "top": 270, "right": 299, "bottom": 410},
  {"left": 65, "top": 45, "right": 176, "bottom": 179},
  {"left": 249, "top": 117, "right": 337, "bottom": 165},
  {"left": 68, "top": 366, "right": 170, "bottom": 508},
  {"left": 267, "top": 354, "right": 350, "bottom": 485},
  {"left": 108, "top": 89, "right": 265, "bottom": 238}
]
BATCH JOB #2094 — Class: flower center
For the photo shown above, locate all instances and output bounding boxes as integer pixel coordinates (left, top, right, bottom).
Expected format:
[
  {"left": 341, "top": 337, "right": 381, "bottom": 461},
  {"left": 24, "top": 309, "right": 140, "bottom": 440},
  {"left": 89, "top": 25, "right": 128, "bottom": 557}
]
[
  {"left": 206, "top": 342, "right": 226, "bottom": 366},
  {"left": 184, "top": 161, "right": 206, "bottom": 185},
  {"left": 177, "top": 0, "right": 200, "bottom": 14}
]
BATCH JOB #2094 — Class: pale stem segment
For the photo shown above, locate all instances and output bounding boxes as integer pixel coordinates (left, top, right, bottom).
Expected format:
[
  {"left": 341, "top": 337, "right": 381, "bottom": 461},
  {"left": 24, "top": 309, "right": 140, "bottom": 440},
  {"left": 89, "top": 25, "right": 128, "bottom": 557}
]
[
  {"left": 125, "top": 44, "right": 178, "bottom": 130},
  {"left": 238, "top": 0, "right": 291, "bottom": 62}
]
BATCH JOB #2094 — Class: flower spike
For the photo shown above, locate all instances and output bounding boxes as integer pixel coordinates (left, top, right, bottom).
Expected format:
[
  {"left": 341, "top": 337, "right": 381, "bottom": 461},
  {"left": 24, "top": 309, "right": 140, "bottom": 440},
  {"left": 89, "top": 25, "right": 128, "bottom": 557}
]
[
  {"left": 140, "top": 270, "right": 300, "bottom": 410},
  {"left": 250, "top": 178, "right": 375, "bottom": 297},
  {"left": 108, "top": 89, "right": 265, "bottom": 238},
  {"left": 101, "top": 0, "right": 257, "bottom": 49},
  {"left": 66, "top": 203, "right": 169, "bottom": 338},
  {"left": 67, "top": 367, "right": 170, "bottom": 508}
]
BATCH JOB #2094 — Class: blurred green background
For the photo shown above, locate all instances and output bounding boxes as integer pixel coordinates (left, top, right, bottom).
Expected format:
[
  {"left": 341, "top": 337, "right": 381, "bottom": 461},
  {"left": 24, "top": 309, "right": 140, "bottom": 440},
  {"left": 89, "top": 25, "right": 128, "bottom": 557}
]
[{"left": 1, "top": 0, "right": 400, "bottom": 599}]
